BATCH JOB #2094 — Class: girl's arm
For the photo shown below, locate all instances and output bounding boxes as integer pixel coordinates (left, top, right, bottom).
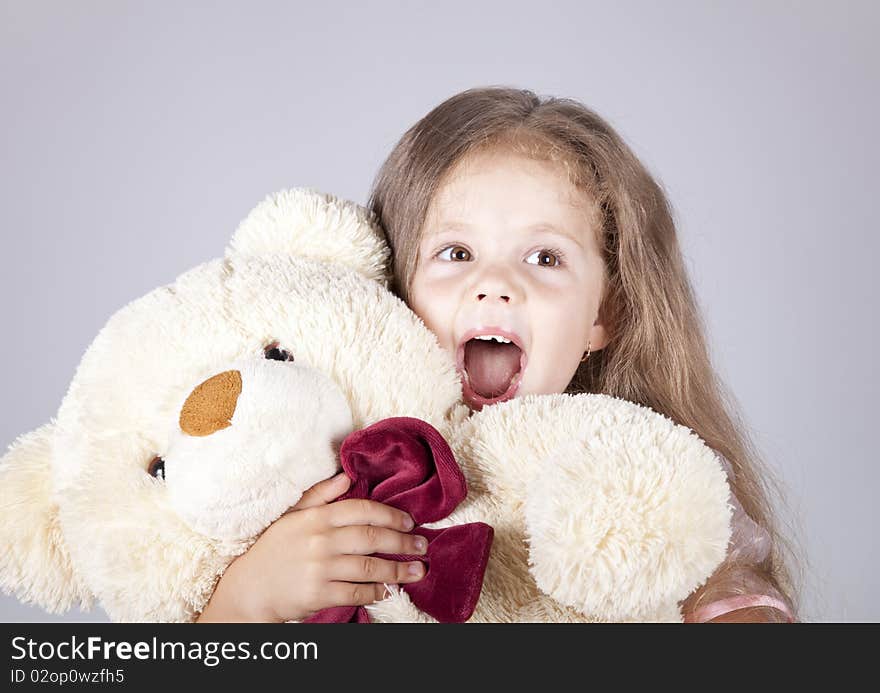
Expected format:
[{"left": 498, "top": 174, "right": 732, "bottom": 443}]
[
  {"left": 680, "top": 564, "right": 795, "bottom": 623},
  {"left": 679, "top": 466, "right": 795, "bottom": 623},
  {"left": 196, "top": 473, "right": 428, "bottom": 622}
]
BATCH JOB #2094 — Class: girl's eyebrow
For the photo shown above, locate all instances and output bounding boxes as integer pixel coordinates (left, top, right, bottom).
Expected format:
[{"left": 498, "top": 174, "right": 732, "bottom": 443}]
[
  {"left": 428, "top": 221, "right": 584, "bottom": 249},
  {"left": 425, "top": 221, "right": 470, "bottom": 238},
  {"left": 526, "top": 223, "right": 584, "bottom": 249}
]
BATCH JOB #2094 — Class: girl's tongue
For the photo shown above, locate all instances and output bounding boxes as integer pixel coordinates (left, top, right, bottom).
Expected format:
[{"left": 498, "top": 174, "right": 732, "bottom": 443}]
[{"left": 463, "top": 339, "right": 523, "bottom": 398}]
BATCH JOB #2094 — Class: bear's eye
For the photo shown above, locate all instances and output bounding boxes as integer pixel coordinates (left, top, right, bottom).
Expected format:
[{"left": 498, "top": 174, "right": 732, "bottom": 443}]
[
  {"left": 148, "top": 456, "right": 165, "bottom": 480},
  {"left": 264, "top": 342, "right": 294, "bottom": 362}
]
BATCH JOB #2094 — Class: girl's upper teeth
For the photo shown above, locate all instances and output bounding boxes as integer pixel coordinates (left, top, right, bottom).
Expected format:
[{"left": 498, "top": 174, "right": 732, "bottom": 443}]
[{"left": 475, "top": 335, "right": 511, "bottom": 343}]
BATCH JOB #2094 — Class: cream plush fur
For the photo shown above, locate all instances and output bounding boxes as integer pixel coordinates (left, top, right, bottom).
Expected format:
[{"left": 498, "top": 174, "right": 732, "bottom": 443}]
[{"left": 0, "top": 189, "right": 732, "bottom": 622}]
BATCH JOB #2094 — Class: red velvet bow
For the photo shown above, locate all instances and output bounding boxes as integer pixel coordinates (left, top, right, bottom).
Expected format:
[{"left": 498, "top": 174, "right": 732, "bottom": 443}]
[{"left": 304, "top": 417, "right": 494, "bottom": 623}]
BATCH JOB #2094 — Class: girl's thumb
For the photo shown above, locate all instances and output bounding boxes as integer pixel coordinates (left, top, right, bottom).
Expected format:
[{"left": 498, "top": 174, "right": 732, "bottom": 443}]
[{"left": 289, "top": 472, "right": 351, "bottom": 511}]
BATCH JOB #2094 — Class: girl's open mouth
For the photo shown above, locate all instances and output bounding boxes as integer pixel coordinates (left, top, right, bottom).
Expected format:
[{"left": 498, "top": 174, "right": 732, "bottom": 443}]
[{"left": 456, "top": 333, "right": 527, "bottom": 411}]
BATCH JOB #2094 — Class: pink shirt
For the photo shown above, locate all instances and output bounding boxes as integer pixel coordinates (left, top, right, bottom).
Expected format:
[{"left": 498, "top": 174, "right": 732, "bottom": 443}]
[{"left": 684, "top": 456, "right": 794, "bottom": 623}]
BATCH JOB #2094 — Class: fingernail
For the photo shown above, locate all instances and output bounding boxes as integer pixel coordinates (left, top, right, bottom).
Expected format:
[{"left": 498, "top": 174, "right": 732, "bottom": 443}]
[
  {"left": 408, "top": 562, "right": 424, "bottom": 577},
  {"left": 414, "top": 536, "right": 427, "bottom": 554},
  {"left": 403, "top": 515, "right": 415, "bottom": 531}
]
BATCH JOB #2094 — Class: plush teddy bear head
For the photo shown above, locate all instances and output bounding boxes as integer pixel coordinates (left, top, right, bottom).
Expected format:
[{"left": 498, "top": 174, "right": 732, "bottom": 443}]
[{"left": 0, "top": 189, "right": 464, "bottom": 621}]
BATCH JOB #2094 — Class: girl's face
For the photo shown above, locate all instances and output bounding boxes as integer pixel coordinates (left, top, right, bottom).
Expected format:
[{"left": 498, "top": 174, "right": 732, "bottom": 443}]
[{"left": 410, "top": 150, "right": 609, "bottom": 411}]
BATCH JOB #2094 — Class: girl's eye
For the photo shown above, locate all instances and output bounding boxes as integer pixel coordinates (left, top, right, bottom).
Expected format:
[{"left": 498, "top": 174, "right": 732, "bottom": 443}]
[
  {"left": 526, "top": 248, "right": 566, "bottom": 268},
  {"left": 435, "top": 245, "right": 566, "bottom": 268},
  {"left": 436, "top": 245, "right": 471, "bottom": 262},
  {"left": 148, "top": 456, "right": 165, "bottom": 480}
]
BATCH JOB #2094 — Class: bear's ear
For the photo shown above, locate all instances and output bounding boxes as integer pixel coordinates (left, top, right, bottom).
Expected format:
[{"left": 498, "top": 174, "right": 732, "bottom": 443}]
[
  {"left": 0, "top": 422, "right": 92, "bottom": 614},
  {"left": 227, "top": 188, "right": 392, "bottom": 286}
]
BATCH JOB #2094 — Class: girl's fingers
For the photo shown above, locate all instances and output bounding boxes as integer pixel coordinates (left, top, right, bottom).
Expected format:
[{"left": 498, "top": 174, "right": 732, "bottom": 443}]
[
  {"left": 289, "top": 473, "right": 351, "bottom": 512},
  {"left": 329, "top": 525, "right": 428, "bottom": 558},
  {"left": 320, "top": 498, "right": 415, "bottom": 532},
  {"left": 321, "top": 581, "right": 393, "bottom": 609},
  {"left": 328, "top": 556, "right": 426, "bottom": 585}
]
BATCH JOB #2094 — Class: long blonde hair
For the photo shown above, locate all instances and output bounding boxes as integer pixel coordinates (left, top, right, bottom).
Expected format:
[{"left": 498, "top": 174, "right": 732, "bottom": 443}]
[{"left": 368, "top": 86, "right": 802, "bottom": 619}]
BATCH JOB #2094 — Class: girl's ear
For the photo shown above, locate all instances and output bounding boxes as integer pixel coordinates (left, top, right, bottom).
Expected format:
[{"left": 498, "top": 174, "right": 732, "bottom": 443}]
[
  {"left": 0, "top": 422, "right": 92, "bottom": 614},
  {"left": 588, "top": 321, "right": 611, "bottom": 352},
  {"left": 589, "top": 298, "right": 614, "bottom": 352},
  {"left": 226, "top": 188, "right": 392, "bottom": 287}
]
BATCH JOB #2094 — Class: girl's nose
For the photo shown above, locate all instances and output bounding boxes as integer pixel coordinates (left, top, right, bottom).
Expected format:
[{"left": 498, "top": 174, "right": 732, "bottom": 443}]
[
  {"left": 472, "top": 265, "right": 521, "bottom": 304},
  {"left": 477, "top": 292, "right": 510, "bottom": 303}
]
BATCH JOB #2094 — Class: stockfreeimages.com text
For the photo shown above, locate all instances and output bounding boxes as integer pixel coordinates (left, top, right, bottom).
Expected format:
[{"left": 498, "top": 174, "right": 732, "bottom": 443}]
[{"left": 11, "top": 636, "right": 317, "bottom": 668}]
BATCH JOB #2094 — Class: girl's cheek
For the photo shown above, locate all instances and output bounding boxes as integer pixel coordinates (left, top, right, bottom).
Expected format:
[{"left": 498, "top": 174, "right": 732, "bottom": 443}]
[
  {"left": 422, "top": 260, "right": 466, "bottom": 279},
  {"left": 419, "top": 268, "right": 466, "bottom": 293},
  {"left": 523, "top": 269, "right": 576, "bottom": 292}
]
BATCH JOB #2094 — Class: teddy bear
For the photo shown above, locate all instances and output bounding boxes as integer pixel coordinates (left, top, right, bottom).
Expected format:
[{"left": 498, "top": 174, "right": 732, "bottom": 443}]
[{"left": 0, "top": 189, "right": 732, "bottom": 622}]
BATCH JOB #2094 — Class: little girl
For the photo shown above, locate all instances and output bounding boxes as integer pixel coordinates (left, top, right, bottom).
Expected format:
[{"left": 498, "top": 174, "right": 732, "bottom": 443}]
[{"left": 199, "top": 87, "right": 799, "bottom": 623}]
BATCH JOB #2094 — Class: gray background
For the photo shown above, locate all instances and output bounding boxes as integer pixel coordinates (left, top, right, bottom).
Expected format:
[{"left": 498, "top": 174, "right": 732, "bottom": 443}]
[{"left": 1, "top": 0, "right": 876, "bottom": 622}]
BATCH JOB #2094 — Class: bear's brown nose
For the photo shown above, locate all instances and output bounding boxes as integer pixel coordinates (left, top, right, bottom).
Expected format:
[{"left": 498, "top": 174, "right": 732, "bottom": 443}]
[{"left": 179, "top": 370, "right": 242, "bottom": 437}]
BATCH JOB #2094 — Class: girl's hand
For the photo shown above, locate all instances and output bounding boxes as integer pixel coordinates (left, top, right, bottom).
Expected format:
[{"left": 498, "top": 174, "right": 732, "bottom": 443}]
[{"left": 196, "top": 472, "right": 427, "bottom": 622}]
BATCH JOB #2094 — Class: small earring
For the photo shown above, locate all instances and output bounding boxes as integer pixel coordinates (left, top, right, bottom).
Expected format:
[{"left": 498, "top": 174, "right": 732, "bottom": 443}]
[{"left": 580, "top": 341, "right": 591, "bottom": 363}]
